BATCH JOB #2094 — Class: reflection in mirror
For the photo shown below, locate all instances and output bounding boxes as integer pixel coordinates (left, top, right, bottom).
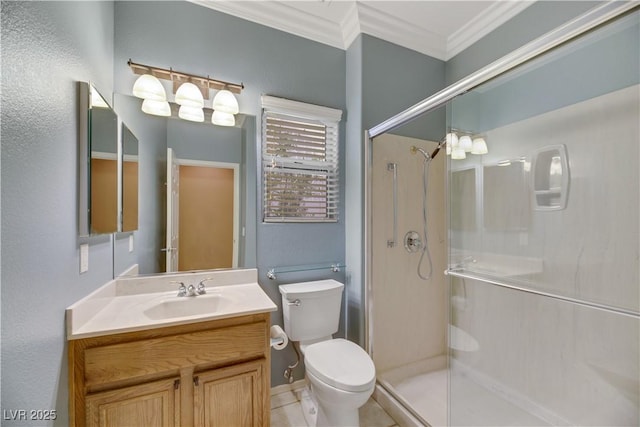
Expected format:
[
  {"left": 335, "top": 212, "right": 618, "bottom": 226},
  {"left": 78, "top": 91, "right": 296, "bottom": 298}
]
[
  {"left": 79, "top": 82, "right": 119, "bottom": 236},
  {"left": 450, "top": 168, "right": 477, "bottom": 231},
  {"left": 121, "top": 124, "right": 139, "bottom": 232},
  {"left": 483, "top": 160, "right": 530, "bottom": 231},
  {"left": 113, "top": 94, "right": 257, "bottom": 277}
]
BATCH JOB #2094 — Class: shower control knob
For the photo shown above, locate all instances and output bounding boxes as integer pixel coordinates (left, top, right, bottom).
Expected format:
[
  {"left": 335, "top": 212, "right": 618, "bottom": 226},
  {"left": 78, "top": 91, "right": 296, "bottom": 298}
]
[{"left": 404, "top": 231, "right": 423, "bottom": 253}]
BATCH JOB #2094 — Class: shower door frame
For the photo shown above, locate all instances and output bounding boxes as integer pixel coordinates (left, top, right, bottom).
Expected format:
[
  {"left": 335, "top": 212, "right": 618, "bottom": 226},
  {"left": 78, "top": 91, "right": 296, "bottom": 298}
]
[{"left": 362, "top": 0, "right": 638, "bottom": 422}]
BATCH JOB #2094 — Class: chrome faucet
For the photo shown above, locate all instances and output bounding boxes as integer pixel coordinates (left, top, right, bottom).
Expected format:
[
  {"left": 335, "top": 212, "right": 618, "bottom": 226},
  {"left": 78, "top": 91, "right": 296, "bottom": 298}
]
[{"left": 173, "top": 281, "right": 206, "bottom": 297}]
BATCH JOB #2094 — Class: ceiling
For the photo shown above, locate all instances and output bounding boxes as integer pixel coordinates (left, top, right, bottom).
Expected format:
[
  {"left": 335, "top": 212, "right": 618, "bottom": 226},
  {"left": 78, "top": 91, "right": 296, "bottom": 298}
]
[{"left": 190, "top": 0, "right": 534, "bottom": 60}]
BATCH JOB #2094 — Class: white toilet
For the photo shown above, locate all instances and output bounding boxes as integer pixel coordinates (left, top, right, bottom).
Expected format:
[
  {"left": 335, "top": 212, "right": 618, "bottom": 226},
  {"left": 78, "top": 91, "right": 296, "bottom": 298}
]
[{"left": 279, "top": 279, "right": 375, "bottom": 427}]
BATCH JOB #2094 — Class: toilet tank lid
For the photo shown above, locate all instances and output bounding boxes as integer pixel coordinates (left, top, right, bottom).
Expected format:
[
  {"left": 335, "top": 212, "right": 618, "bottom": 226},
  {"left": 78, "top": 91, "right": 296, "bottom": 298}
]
[{"left": 279, "top": 279, "right": 344, "bottom": 299}]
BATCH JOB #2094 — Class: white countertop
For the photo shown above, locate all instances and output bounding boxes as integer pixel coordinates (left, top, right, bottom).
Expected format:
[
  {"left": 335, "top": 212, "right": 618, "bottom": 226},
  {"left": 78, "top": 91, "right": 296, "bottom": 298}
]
[{"left": 66, "top": 268, "right": 277, "bottom": 340}]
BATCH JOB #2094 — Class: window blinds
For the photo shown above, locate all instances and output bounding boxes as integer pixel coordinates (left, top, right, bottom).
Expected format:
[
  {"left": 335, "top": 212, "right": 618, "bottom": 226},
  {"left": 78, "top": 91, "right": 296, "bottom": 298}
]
[{"left": 261, "top": 96, "right": 341, "bottom": 222}]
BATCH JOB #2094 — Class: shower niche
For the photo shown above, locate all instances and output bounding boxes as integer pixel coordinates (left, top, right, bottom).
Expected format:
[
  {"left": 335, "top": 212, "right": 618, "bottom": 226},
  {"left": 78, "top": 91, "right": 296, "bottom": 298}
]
[{"left": 531, "top": 144, "right": 569, "bottom": 211}]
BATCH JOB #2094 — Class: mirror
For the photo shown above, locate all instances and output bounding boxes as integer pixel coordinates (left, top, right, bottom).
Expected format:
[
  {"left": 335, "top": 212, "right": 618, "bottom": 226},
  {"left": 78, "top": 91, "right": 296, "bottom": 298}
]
[
  {"left": 79, "top": 82, "right": 118, "bottom": 236},
  {"left": 121, "top": 123, "right": 139, "bottom": 232},
  {"left": 113, "top": 94, "right": 257, "bottom": 276}
]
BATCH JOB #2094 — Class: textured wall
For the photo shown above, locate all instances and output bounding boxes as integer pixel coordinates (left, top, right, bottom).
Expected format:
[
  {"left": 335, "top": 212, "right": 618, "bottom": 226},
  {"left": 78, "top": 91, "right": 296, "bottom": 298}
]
[{"left": 1, "top": 1, "right": 115, "bottom": 424}]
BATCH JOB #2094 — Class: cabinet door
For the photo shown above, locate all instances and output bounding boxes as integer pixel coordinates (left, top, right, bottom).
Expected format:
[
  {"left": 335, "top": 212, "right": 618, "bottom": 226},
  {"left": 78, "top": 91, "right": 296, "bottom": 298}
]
[
  {"left": 194, "top": 360, "right": 266, "bottom": 427},
  {"left": 86, "top": 377, "right": 180, "bottom": 427}
]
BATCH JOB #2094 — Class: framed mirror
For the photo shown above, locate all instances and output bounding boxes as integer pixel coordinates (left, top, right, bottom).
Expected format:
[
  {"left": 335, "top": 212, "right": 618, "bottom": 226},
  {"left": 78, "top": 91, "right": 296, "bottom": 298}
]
[
  {"left": 79, "top": 82, "right": 118, "bottom": 236},
  {"left": 112, "top": 93, "right": 257, "bottom": 277}
]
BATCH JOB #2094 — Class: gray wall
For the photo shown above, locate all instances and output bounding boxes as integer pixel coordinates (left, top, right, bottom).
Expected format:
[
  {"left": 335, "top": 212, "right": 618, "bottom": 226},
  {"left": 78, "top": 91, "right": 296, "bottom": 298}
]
[
  {"left": 1, "top": 1, "right": 115, "bottom": 424},
  {"left": 113, "top": 1, "right": 346, "bottom": 387},
  {"left": 344, "top": 34, "right": 446, "bottom": 345}
]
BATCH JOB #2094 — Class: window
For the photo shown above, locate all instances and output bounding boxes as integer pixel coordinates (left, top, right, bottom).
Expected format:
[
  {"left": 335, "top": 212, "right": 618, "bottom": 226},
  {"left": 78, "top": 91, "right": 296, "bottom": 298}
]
[{"left": 261, "top": 96, "right": 342, "bottom": 223}]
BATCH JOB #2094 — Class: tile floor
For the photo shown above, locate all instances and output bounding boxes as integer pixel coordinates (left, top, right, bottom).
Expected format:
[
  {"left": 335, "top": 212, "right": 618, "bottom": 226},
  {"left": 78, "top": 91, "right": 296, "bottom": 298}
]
[{"left": 270, "top": 386, "right": 399, "bottom": 427}]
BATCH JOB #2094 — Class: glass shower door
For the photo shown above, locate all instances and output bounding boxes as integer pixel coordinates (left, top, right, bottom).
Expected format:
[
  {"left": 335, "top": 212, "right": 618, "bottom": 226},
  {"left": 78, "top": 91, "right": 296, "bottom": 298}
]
[{"left": 447, "top": 10, "right": 639, "bottom": 426}]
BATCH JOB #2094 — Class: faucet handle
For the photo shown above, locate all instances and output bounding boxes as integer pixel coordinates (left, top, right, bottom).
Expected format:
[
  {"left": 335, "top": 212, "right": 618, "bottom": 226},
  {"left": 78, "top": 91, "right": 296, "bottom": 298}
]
[
  {"left": 197, "top": 282, "right": 206, "bottom": 295},
  {"left": 197, "top": 278, "right": 212, "bottom": 295},
  {"left": 172, "top": 281, "right": 187, "bottom": 297}
]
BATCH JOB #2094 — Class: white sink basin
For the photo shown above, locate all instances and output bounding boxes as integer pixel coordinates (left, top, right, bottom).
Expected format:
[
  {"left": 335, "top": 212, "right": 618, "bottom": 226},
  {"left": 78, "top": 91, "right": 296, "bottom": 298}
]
[{"left": 144, "top": 294, "right": 230, "bottom": 320}]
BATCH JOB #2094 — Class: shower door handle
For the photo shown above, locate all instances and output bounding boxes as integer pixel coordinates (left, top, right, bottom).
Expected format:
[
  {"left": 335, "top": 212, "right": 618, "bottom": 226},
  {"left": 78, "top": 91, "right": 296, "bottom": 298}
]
[{"left": 387, "top": 162, "right": 397, "bottom": 248}]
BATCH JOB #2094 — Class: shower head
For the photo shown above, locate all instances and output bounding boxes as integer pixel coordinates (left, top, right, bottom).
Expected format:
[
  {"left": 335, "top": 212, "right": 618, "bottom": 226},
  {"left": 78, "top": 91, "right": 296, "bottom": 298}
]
[
  {"left": 410, "top": 141, "right": 445, "bottom": 161},
  {"left": 410, "top": 146, "right": 431, "bottom": 160}
]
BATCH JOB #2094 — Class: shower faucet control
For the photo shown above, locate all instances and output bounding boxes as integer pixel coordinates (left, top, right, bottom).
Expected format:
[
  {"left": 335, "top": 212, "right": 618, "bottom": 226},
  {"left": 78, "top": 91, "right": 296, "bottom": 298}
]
[{"left": 404, "top": 231, "right": 423, "bottom": 253}]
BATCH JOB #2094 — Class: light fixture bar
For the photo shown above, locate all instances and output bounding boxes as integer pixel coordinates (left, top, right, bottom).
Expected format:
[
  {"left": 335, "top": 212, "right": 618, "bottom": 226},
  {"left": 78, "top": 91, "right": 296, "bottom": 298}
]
[{"left": 127, "top": 59, "right": 244, "bottom": 96}]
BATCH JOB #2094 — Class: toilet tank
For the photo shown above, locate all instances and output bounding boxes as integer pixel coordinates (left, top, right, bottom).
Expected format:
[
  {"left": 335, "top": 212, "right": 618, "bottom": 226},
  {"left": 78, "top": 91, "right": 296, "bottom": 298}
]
[{"left": 279, "top": 279, "right": 344, "bottom": 342}]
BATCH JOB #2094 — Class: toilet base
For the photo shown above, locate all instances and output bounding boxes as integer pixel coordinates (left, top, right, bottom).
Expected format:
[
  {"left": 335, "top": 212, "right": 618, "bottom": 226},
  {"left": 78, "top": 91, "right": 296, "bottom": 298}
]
[{"left": 299, "top": 383, "right": 362, "bottom": 427}]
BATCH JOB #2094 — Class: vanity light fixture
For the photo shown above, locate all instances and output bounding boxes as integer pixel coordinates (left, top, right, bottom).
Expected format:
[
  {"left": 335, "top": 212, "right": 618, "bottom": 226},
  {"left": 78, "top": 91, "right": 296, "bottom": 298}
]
[
  {"left": 471, "top": 137, "right": 488, "bottom": 155},
  {"left": 132, "top": 74, "right": 167, "bottom": 101},
  {"left": 459, "top": 135, "right": 473, "bottom": 153},
  {"left": 212, "top": 89, "right": 239, "bottom": 114},
  {"left": 451, "top": 146, "right": 467, "bottom": 160},
  {"left": 175, "top": 82, "right": 205, "bottom": 108},
  {"left": 212, "top": 110, "right": 235, "bottom": 127},
  {"left": 178, "top": 105, "right": 205, "bottom": 122},
  {"left": 446, "top": 130, "right": 489, "bottom": 159},
  {"left": 128, "top": 59, "right": 244, "bottom": 125},
  {"left": 141, "top": 99, "right": 171, "bottom": 117}
]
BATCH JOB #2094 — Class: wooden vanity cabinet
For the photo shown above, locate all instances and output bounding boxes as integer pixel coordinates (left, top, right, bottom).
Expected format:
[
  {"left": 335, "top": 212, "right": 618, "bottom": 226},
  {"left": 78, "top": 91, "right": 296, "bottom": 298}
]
[{"left": 69, "top": 313, "right": 270, "bottom": 427}]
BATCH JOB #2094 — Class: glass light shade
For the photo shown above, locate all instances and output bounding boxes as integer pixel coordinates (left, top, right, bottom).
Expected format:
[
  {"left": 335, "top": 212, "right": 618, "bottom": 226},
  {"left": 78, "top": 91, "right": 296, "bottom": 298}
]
[
  {"left": 211, "top": 111, "right": 235, "bottom": 127},
  {"left": 212, "top": 90, "right": 239, "bottom": 114},
  {"left": 446, "top": 132, "right": 459, "bottom": 148},
  {"left": 175, "top": 82, "right": 204, "bottom": 107},
  {"left": 459, "top": 135, "right": 473, "bottom": 152},
  {"left": 446, "top": 141, "right": 452, "bottom": 155},
  {"left": 471, "top": 137, "right": 488, "bottom": 155},
  {"left": 451, "top": 147, "right": 466, "bottom": 160},
  {"left": 141, "top": 99, "right": 171, "bottom": 117},
  {"left": 178, "top": 106, "right": 204, "bottom": 122},
  {"left": 132, "top": 74, "right": 166, "bottom": 101}
]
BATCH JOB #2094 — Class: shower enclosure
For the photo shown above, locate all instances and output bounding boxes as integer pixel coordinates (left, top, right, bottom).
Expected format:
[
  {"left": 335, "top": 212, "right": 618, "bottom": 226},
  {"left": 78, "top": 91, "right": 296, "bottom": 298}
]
[{"left": 366, "top": 3, "right": 639, "bottom": 426}]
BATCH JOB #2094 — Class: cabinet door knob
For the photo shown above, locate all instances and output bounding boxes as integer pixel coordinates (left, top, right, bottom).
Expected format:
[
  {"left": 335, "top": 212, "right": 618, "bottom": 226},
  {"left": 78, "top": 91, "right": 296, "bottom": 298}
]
[
  {"left": 174, "top": 379, "right": 180, "bottom": 390},
  {"left": 193, "top": 376, "right": 199, "bottom": 386}
]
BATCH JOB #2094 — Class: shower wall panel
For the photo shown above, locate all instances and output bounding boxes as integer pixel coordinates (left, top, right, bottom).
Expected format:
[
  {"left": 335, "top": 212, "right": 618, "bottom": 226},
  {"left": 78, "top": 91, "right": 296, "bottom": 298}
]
[{"left": 371, "top": 134, "right": 447, "bottom": 373}]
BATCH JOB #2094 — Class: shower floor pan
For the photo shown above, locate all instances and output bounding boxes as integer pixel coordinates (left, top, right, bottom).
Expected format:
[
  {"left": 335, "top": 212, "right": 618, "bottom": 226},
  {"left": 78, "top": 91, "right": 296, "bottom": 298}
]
[{"left": 376, "top": 356, "right": 550, "bottom": 427}]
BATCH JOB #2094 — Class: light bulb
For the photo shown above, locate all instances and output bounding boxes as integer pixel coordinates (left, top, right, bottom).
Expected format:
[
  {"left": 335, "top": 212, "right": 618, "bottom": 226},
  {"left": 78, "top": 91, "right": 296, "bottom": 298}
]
[
  {"left": 212, "top": 111, "right": 235, "bottom": 126},
  {"left": 471, "top": 137, "right": 488, "bottom": 155},
  {"left": 451, "top": 147, "right": 466, "bottom": 160},
  {"left": 175, "top": 82, "right": 204, "bottom": 108},
  {"left": 212, "top": 89, "right": 239, "bottom": 114},
  {"left": 141, "top": 99, "right": 171, "bottom": 117},
  {"left": 459, "top": 135, "right": 473, "bottom": 152},
  {"left": 178, "top": 106, "right": 204, "bottom": 122},
  {"left": 445, "top": 132, "right": 459, "bottom": 148},
  {"left": 132, "top": 74, "right": 166, "bottom": 101}
]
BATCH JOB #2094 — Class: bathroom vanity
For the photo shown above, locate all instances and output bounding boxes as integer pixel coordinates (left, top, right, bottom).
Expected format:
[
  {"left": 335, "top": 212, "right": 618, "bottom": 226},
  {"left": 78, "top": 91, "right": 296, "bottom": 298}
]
[{"left": 66, "top": 269, "right": 276, "bottom": 427}]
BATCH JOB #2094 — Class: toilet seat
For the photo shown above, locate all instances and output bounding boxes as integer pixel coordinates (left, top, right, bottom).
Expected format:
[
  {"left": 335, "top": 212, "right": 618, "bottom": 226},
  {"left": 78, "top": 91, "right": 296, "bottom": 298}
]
[{"left": 304, "top": 338, "right": 376, "bottom": 392}]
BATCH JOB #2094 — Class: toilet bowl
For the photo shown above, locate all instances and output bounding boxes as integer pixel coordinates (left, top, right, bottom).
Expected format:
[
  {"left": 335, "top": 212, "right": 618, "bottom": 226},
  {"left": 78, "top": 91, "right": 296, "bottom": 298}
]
[
  {"left": 304, "top": 338, "right": 375, "bottom": 426},
  {"left": 279, "top": 280, "right": 376, "bottom": 427}
]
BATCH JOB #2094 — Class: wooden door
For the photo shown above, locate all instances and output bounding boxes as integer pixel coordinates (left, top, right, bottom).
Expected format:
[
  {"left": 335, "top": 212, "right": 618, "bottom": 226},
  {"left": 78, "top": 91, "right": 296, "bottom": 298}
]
[
  {"left": 193, "top": 360, "right": 265, "bottom": 427},
  {"left": 178, "top": 165, "right": 235, "bottom": 271},
  {"left": 86, "top": 377, "right": 180, "bottom": 427}
]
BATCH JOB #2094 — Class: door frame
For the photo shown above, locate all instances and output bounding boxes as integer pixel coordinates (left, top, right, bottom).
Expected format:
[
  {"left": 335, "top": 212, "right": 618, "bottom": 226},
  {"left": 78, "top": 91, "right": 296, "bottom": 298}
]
[{"left": 176, "top": 158, "right": 241, "bottom": 269}]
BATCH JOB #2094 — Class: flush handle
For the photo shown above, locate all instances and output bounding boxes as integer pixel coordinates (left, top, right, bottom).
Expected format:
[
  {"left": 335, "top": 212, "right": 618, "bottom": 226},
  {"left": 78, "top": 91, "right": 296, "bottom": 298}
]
[{"left": 287, "top": 299, "right": 301, "bottom": 307}]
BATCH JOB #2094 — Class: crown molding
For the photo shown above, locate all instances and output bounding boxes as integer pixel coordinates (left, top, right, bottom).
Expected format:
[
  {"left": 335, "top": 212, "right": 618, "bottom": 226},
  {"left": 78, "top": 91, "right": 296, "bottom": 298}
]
[
  {"left": 446, "top": 1, "right": 535, "bottom": 60},
  {"left": 356, "top": 1, "right": 447, "bottom": 60},
  {"left": 190, "top": 0, "right": 345, "bottom": 49},
  {"left": 191, "top": 0, "right": 533, "bottom": 61}
]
